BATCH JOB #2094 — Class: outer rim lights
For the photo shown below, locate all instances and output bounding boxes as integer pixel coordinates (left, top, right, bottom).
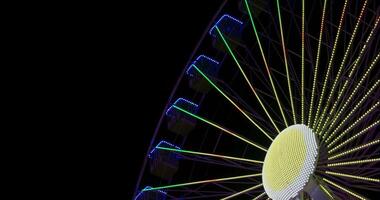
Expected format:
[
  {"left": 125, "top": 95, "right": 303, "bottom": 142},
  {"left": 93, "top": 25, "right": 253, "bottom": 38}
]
[
  {"left": 209, "top": 14, "right": 243, "bottom": 36},
  {"left": 148, "top": 140, "right": 181, "bottom": 158},
  {"left": 165, "top": 98, "right": 199, "bottom": 117},
  {"left": 262, "top": 124, "right": 318, "bottom": 199}
]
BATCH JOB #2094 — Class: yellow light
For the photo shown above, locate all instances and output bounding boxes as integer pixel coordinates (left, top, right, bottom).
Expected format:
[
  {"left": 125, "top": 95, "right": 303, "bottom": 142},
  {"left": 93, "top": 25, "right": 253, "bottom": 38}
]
[
  {"left": 325, "top": 171, "right": 380, "bottom": 183},
  {"left": 263, "top": 125, "right": 318, "bottom": 199},
  {"left": 323, "top": 178, "right": 366, "bottom": 200}
]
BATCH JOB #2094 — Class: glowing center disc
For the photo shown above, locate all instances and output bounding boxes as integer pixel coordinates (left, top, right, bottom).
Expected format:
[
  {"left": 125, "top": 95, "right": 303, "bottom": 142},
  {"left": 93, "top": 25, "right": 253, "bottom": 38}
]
[{"left": 262, "top": 124, "right": 318, "bottom": 200}]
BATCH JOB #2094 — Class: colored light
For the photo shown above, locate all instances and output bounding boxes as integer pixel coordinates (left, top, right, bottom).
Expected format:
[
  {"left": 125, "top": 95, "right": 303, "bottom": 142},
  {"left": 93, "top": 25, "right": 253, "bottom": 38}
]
[
  {"left": 209, "top": 14, "right": 243, "bottom": 36},
  {"left": 143, "top": 173, "right": 261, "bottom": 192},
  {"left": 173, "top": 105, "right": 267, "bottom": 152},
  {"left": 320, "top": 184, "right": 334, "bottom": 199},
  {"left": 320, "top": 16, "right": 380, "bottom": 134},
  {"left": 325, "top": 101, "right": 380, "bottom": 143},
  {"left": 323, "top": 178, "right": 366, "bottom": 200},
  {"left": 221, "top": 184, "right": 263, "bottom": 200},
  {"left": 232, "top": 4, "right": 289, "bottom": 127},
  {"left": 215, "top": 24, "right": 283, "bottom": 131},
  {"left": 276, "top": 0, "right": 296, "bottom": 124},
  {"left": 328, "top": 139, "right": 380, "bottom": 160},
  {"left": 301, "top": 0, "right": 305, "bottom": 124},
  {"left": 308, "top": 0, "right": 328, "bottom": 126},
  {"left": 315, "top": 0, "right": 367, "bottom": 133},
  {"left": 134, "top": 186, "right": 166, "bottom": 200},
  {"left": 186, "top": 55, "right": 220, "bottom": 77},
  {"left": 313, "top": 0, "right": 348, "bottom": 130},
  {"left": 327, "top": 158, "right": 380, "bottom": 167},
  {"left": 156, "top": 146, "right": 263, "bottom": 164},
  {"left": 324, "top": 50, "right": 380, "bottom": 136},
  {"left": 192, "top": 64, "right": 273, "bottom": 140},
  {"left": 325, "top": 171, "right": 380, "bottom": 182},
  {"left": 253, "top": 192, "right": 266, "bottom": 200},
  {"left": 328, "top": 120, "right": 379, "bottom": 154},
  {"left": 165, "top": 97, "right": 198, "bottom": 117},
  {"left": 148, "top": 140, "right": 180, "bottom": 158}
]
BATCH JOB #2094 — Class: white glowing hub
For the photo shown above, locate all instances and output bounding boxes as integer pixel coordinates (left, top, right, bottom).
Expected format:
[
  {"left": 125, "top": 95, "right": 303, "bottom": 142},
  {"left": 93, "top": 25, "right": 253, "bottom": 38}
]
[{"left": 262, "top": 124, "right": 318, "bottom": 200}]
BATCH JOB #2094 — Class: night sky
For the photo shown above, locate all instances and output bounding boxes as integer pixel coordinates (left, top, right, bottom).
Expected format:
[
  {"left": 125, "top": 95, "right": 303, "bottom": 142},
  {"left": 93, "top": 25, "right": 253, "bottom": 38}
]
[{"left": 128, "top": 0, "right": 222, "bottom": 197}]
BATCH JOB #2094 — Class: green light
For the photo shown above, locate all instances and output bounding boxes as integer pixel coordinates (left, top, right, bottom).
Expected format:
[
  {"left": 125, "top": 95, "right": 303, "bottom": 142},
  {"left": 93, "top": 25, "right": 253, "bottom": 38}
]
[
  {"left": 276, "top": 0, "right": 296, "bottom": 124},
  {"left": 192, "top": 64, "right": 273, "bottom": 140},
  {"left": 143, "top": 173, "right": 262, "bottom": 192},
  {"left": 173, "top": 105, "right": 267, "bottom": 152},
  {"left": 230, "top": 3, "right": 289, "bottom": 127},
  {"left": 157, "top": 146, "right": 263, "bottom": 164}
]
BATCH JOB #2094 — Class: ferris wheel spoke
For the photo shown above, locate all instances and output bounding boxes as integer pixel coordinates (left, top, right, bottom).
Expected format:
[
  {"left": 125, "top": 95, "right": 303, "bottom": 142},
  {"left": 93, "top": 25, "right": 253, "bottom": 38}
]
[
  {"left": 220, "top": 183, "right": 263, "bottom": 200},
  {"left": 312, "top": 0, "right": 349, "bottom": 130},
  {"left": 142, "top": 173, "right": 262, "bottom": 192},
  {"left": 134, "top": 1, "right": 380, "bottom": 199},
  {"left": 241, "top": 1, "right": 289, "bottom": 127},
  {"left": 308, "top": 0, "right": 328, "bottom": 127},
  {"left": 322, "top": 178, "right": 367, "bottom": 200},
  {"left": 328, "top": 120, "right": 380, "bottom": 154},
  {"left": 319, "top": 17, "right": 380, "bottom": 135},
  {"left": 192, "top": 64, "right": 275, "bottom": 140},
  {"left": 328, "top": 139, "right": 380, "bottom": 160},
  {"left": 323, "top": 51, "right": 380, "bottom": 136},
  {"left": 324, "top": 171, "right": 380, "bottom": 183},
  {"left": 324, "top": 101, "right": 380, "bottom": 144},
  {"left": 315, "top": 0, "right": 368, "bottom": 133},
  {"left": 173, "top": 105, "right": 268, "bottom": 152},
  {"left": 319, "top": 184, "right": 334, "bottom": 199},
  {"left": 274, "top": 0, "right": 296, "bottom": 124},
  {"left": 252, "top": 191, "right": 266, "bottom": 200},
  {"left": 215, "top": 26, "right": 284, "bottom": 132},
  {"left": 327, "top": 158, "right": 380, "bottom": 167},
  {"left": 301, "top": 0, "right": 305, "bottom": 124},
  {"left": 324, "top": 80, "right": 380, "bottom": 143},
  {"left": 156, "top": 146, "right": 263, "bottom": 164}
]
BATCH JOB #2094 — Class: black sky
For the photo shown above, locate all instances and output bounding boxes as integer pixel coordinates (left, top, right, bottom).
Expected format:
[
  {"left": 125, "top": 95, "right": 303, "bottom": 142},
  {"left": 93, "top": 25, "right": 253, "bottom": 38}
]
[{"left": 128, "top": 0, "right": 222, "bottom": 197}]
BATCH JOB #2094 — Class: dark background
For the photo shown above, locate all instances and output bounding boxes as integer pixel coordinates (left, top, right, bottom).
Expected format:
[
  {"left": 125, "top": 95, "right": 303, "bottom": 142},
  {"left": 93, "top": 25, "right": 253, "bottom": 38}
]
[{"left": 128, "top": 0, "right": 222, "bottom": 197}]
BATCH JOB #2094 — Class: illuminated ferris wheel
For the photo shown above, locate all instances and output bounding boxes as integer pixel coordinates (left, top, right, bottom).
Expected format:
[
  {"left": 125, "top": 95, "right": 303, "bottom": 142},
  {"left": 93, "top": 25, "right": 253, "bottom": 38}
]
[{"left": 134, "top": 0, "right": 380, "bottom": 199}]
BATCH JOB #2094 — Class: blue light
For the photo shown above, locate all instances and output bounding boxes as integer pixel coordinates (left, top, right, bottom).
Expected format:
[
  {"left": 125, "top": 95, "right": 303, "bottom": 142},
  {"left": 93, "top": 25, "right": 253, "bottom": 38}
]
[
  {"left": 165, "top": 98, "right": 199, "bottom": 117},
  {"left": 186, "top": 64, "right": 197, "bottom": 77},
  {"left": 134, "top": 186, "right": 167, "bottom": 200},
  {"left": 209, "top": 14, "right": 243, "bottom": 36},
  {"left": 148, "top": 140, "right": 181, "bottom": 158},
  {"left": 186, "top": 55, "right": 220, "bottom": 77}
]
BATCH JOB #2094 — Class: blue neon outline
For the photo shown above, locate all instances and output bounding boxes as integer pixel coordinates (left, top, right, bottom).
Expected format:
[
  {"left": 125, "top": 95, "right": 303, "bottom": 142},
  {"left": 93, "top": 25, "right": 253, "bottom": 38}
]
[
  {"left": 185, "top": 64, "right": 198, "bottom": 77},
  {"left": 209, "top": 14, "right": 243, "bottom": 36},
  {"left": 186, "top": 55, "right": 220, "bottom": 76},
  {"left": 165, "top": 98, "right": 199, "bottom": 116},
  {"left": 134, "top": 186, "right": 167, "bottom": 200},
  {"left": 148, "top": 140, "right": 181, "bottom": 158}
]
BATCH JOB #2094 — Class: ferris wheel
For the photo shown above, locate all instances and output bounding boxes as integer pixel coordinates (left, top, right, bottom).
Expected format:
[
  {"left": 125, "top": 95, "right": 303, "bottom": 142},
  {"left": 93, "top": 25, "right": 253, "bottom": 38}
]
[{"left": 133, "top": 0, "right": 380, "bottom": 199}]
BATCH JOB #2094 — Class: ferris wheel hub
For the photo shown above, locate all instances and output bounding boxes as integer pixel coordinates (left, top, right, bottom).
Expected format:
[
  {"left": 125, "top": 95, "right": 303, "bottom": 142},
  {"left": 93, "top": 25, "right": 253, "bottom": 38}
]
[{"left": 262, "top": 124, "right": 323, "bottom": 200}]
